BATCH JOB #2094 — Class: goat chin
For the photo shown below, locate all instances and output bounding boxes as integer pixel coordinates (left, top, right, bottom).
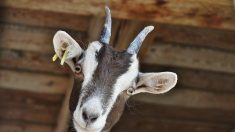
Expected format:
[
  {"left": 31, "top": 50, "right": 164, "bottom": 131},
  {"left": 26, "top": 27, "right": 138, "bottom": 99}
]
[{"left": 73, "top": 121, "right": 103, "bottom": 132}]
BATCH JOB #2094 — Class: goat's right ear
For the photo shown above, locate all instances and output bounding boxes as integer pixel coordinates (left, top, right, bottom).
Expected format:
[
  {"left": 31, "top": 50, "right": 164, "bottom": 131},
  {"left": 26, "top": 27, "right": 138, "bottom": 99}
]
[{"left": 52, "top": 31, "right": 84, "bottom": 72}]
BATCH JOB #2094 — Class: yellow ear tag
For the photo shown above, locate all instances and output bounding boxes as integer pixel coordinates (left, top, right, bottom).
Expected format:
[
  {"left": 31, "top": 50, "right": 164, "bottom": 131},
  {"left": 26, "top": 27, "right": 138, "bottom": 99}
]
[
  {"left": 60, "top": 48, "right": 69, "bottom": 65},
  {"left": 52, "top": 54, "right": 58, "bottom": 62}
]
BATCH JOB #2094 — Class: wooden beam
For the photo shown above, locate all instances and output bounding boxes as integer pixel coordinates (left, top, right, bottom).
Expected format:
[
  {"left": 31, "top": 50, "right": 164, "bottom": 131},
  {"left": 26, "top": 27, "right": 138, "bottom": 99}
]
[
  {"left": 87, "top": 16, "right": 104, "bottom": 42},
  {"left": 155, "top": 23, "right": 235, "bottom": 51},
  {"left": 0, "top": 23, "right": 52, "bottom": 53},
  {"left": 123, "top": 102, "right": 235, "bottom": 124},
  {"left": 2, "top": 17, "right": 235, "bottom": 53},
  {"left": 0, "top": 69, "right": 69, "bottom": 94},
  {"left": 0, "top": 49, "right": 69, "bottom": 75},
  {"left": 173, "top": 69, "right": 235, "bottom": 93},
  {"left": 0, "top": 7, "right": 90, "bottom": 31},
  {"left": 113, "top": 21, "right": 235, "bottom": 52},
  {"left": 112, "top": 88, "right": 235, "bottom": 125},
  {"left": 55, "top": 77, "right": 73, "bottom": 132},
  {"left": 1, "top": 0, "right": 235, "bottom": 30},
  {"left": 0, "top": 104, "right": 59, "bottom": 125},
  {"left": 143, "top": 43, "right": 235, "bottom": 74},
  {"left": 133, "top": 88, "right": 235, "bottom": 111},
  {"left": 0, "top": 88, "right": 63, "bottom": 105},
  {"left": 0, "top": 121, "right": 54, "bottom": 132},
  {"left": 141, "top": 64, "right": 235, "bottom": 93},
  {"left": 0, "top": 23, "right": 86, "bottom": 54},
  {"left": 0, "top": 88, "right": 62, "bottom": 128},
  {"left": 114, "top": 114, "right": 232, "bottom": 132}
]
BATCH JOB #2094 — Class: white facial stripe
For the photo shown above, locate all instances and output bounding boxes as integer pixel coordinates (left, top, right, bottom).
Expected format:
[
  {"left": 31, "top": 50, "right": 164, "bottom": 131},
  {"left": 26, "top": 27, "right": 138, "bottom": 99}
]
[
  {"left": 82, "top": 41, "right": 102, "bottom": 88},
  {"left": 102, "top": 54, "right": 139, "bottom": 119},
  {"left": 73, "top": 41, "right": 103, "bottom": 132}
]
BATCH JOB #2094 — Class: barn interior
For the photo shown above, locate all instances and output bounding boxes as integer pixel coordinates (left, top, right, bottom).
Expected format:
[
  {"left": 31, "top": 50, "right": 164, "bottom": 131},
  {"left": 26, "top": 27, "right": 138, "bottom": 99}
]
[{"left": 0, "top": 0, "right": 235, "bottom": 132}]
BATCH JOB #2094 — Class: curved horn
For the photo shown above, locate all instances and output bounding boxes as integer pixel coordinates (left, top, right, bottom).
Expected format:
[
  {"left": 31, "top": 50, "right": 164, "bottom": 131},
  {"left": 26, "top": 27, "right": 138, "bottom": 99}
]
[
  {"left": 100, "top": 6, "right": 112, "bottom": 44},
  {"left": 127, "top": 26, "right": 154, "bottom": 54}
]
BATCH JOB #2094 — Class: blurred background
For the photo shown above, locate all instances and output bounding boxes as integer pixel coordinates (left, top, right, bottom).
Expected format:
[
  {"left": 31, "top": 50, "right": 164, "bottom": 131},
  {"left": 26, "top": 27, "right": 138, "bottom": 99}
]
[{"left": 0, "top": 0, "right": 235, "bottom": 132}]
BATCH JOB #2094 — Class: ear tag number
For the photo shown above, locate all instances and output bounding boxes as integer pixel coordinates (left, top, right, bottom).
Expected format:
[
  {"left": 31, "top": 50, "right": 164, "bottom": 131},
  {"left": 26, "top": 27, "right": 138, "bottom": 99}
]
[{"left": 127, "top": 87, "right": 135, "bottom": 95}]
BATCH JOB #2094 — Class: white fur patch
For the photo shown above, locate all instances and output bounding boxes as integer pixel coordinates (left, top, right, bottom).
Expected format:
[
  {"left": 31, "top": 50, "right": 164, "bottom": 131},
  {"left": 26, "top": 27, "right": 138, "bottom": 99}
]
[
  {"left": 73, "top": 97, "right": 105, "bottom": 132},
  {"left": 73, "top": 41, "right": 104, "bottom": 131},
  {"left": 101, "top": 54, "right": 139, "bottom": 124},
  {"left": 82, "top": 41, "right": 102, "bottom": 88}
]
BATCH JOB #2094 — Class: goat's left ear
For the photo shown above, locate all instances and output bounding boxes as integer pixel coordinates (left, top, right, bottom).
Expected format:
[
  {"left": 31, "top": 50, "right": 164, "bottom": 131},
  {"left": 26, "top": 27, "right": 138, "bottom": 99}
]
[{"left": 130, "top": 72, "right": 177, "bottom": 95}]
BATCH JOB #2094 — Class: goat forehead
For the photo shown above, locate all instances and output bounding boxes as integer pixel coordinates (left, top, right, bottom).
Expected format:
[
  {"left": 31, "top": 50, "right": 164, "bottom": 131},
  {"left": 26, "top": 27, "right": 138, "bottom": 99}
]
[
  {"left": 81, "top": 41, "right": 102, "bottom": 88},
  {"left": 81, "top": 45, "right": 133, "bottom": 110}
]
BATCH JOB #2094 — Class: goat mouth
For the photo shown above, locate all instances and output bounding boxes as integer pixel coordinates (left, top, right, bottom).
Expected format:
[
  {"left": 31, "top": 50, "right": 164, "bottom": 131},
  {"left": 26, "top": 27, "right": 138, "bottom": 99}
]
[{"left": 73, "top": 120, "right": 101, "bottom": 132}]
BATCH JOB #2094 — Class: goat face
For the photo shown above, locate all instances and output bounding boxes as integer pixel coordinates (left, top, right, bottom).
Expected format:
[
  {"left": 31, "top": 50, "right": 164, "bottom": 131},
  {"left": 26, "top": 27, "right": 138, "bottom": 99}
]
[{"left": 52, "top": 7, "right": 177, "bottom": 132}]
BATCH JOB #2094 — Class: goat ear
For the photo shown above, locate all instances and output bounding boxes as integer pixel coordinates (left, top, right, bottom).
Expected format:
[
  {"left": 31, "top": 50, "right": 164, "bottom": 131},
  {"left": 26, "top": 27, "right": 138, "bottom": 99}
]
[
  {"left": 131, "top": 72, "right": 177, "bottom": 95},
  {"left": 52, "top": 31, "right": 84, "bottom": 72}
]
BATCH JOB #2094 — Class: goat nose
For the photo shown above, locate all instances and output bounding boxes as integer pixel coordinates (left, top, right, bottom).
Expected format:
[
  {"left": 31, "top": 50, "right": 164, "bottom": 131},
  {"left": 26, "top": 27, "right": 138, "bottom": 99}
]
[{"left": 82, "top": 110, "right": 99, "bottom": 123}]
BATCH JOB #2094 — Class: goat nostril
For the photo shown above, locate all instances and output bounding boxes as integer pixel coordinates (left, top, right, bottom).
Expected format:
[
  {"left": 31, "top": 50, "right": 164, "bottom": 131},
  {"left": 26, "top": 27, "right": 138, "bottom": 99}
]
[
  {"left": 82, "top": 111, "right": 88, "bottom": 121},
  {"left": 90, "top": 116, "right": 98, "bottom": 122},
  {"left": 82, "top": 110, "right": 99, "bottom": 123}
]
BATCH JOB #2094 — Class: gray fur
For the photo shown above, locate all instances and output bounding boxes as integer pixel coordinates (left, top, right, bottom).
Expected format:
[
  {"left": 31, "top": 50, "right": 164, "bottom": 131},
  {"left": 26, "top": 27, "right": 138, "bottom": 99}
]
[{"left": 80, "top": 45, "right": 132, "bottom": 113}]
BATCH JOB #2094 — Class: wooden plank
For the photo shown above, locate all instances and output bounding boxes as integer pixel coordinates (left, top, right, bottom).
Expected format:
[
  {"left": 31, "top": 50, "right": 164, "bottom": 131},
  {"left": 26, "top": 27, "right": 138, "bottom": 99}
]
[
  {"left": 121, "top": 88, "right": 235, "bottom": 124},
  {"left": 1, "top": 7, "right": 235, "bottom": 52},
  {"left": 87, "top": 16, "right": 104, "bottom": 42},
  {"left": 112, "top": 21, "right": 235, "bottom": 51},
  {"left": 132, "top": 88, "right": 235, "bottom": 111},
  {"left": 143, "top": 43, "right": 235, "bottom": 74},
  {"left": 0, "top": 49, "right": 69, "bottom": 74},
  {"left": 141, "top": 64, "right": 235, "bottom": 93},
  {"left": 2, "top": 11, "right": 235, "bottom": 52},
  {"left": 0, "top": 88, "right": 62, "bottom": 125},
  {"left": 55, "top": 77, "right": 73, "bottom": 132},
  {"left": 0, "top": 23, "right": 86, "bottom": 53},
  {"left": 113, "top": 114, "right": 232, "bottom": 132},
  {"left": 0, "top": 7, "right": 90, "bottom": 31},
  {"left": 0, "top": 101, "right": 59, "bottom": 125},
  {"left": 0, "top": 120, "right": 54, "bottom": 132},
  {"left": 172, "top": 69, "right": 235, "bottom": 93},
  {"left": 0, "top": 69, "right": 70, "bottom": 94},
  {"left": 0, "top": 88, "right": 63, "bottom": 106},
  {"left": 0, "top": 23, "right": 53, "bottom": 53},
  {"left": 1, "top": 0, "right": 235, "bottom": 30},
  {"left": 155, "top": 24, "right": 235, "bottom": 51},
  {"left": 123, "top": 101, "right": 235, "bottom": 124}
]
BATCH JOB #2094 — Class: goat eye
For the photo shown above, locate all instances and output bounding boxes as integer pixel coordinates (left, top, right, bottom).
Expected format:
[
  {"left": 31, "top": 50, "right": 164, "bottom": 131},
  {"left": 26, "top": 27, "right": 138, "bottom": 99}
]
[
  {"left": 75, "top": 64, "right": 82, "bottom": 74},
  {"left": 74, "top": 64, "right": 84, "bottom": 80},
  {"left": 127, "top": 88, "right": 135, "bottom": 95}
]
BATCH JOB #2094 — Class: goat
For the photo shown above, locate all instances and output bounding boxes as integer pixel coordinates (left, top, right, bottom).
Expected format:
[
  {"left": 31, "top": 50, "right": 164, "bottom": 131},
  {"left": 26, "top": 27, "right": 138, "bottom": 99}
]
[{"left": 52, "top": 6, "right": 177, "bottom": 132}]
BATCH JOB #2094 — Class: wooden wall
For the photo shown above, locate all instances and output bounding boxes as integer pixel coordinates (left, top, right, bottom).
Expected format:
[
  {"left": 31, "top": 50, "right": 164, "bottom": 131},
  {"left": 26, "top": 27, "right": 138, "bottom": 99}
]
[{"left": 0, "top": 0, "right": 235, "bottom": 132}]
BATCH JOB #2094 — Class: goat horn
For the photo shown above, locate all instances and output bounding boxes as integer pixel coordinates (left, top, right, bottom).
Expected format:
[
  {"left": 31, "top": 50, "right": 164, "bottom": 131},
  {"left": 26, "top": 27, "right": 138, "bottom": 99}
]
[
  {"left": 127, "top": 26, "right": 154, "bottom": 54},
  {"left": 100, "top": 6, "right": 112, "bottom": 44}
]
